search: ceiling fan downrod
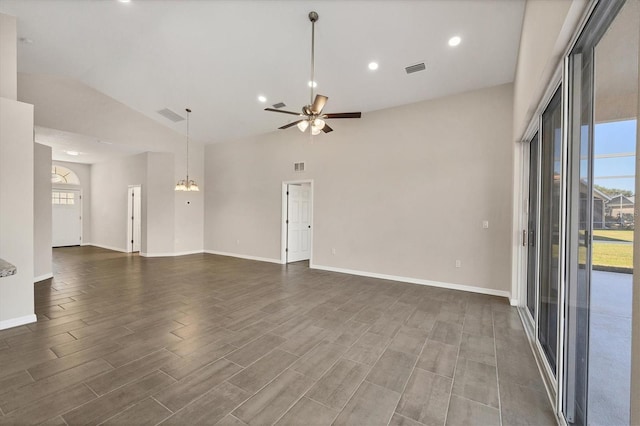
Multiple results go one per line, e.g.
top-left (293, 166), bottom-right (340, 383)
top-left (309, 11), bottom-right (318, 107)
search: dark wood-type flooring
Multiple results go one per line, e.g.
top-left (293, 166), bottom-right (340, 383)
top-left (0, 246), bottom-right (556, 425)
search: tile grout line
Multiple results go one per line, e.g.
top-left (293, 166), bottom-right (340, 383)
top-left (244, 306), bottom-right (378, 425)
top-left (150, 395), bottom-right (174, 414)
top-left (388, 321), bottom-right (433, 426)
top-left (442, 305), bottom-right (466, 426)
top-left (492, 307), bottom-right (503, 426)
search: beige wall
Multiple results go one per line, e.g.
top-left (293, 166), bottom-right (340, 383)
top-left (205, 83), bottom-right (514, 295)
top-left (91, 153), bottom-right (147, 252)
top-left (91, 152), bottom-right (181, 256)
top-left (512, 0), bottom-right (587, 140)
top-left (0, 98), bottom-right (35, 328)
top-left (34, 143), bottom-right (52, 281)
top-left (0, 13), bottom-right (35, 330)
top-left (145, 152), bottom-right (175, 256)
top-left (0, 13), bottom-right (17, 100)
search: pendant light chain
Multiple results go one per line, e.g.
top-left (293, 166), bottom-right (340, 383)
top-left (186, 108), bottom-right (190, 183)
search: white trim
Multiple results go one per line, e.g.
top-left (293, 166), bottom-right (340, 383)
top-left (509, 298), bottom-right (518, 306)
top-left (204, 250), bottom-right (282, 264)
top-left (309, 263), bottom-right (511, 300)
top-left (0, 314), bottom-right (37, 331)
top-left (34, 273), bottom-right (53, 283)
top-left (140, 250), bottom-right (204, 258)
top-left (86, 243), bottom-right (128, 253)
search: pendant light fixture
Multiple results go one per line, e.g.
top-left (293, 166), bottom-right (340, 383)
top-left (175, 108), bottom-right (199, 192)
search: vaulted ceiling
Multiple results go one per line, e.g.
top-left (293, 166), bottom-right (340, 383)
top-left (0, 0), bottom-right (526, 161)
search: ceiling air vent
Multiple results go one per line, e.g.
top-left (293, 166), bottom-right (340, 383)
top-left (294, 162), bottom-right (305, 172)
top-left (405, 62), bottom-right (426, 74)
top-left (272, 102), bottom-right (287, 109)
top-left (157, 108), bottom-right (185, 122)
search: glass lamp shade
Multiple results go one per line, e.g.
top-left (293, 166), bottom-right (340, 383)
top-left (297, 120), bottom-right (309, 132)
top-left (311, 126), bottom-right (321, 136)
top-left (175, 179), bottom-right (199, 191)
top-left (312, 118), bottom-right (325, 130)
top-left (187, 180), bottom-right (199, 191)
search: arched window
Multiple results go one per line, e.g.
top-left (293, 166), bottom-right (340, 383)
top-left (51, 165), bottom-right (80, 185)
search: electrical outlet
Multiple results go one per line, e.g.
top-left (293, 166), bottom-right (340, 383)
top-left (455, 260), bottom-right (461, 268)
top-left (332, 248), bottom-right (336, 255)
top-left (482, 220), bottom-right (489, 229)
top-left (236, 239), bottom-right (240, 245)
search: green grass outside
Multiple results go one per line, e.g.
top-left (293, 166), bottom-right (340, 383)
top-left (592, 242), bottom-right (633, 269)
top-left (592, 229), bottom-right (633, 242)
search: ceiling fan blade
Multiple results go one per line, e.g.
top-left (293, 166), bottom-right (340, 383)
top-left (265, 108), bottom-right (302, 116)
top-left (311, 95), bottom-right (328, 114)
top-left (324, 112), bottom-right (362, 119)
top-left (278, 120), bottom-right (304, 130)
top-left (321, 123), bottom-right (333, 133)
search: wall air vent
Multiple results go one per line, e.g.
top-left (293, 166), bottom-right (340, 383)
top-left (405, 62), bottom-right (426, 74)
top-left (294, 162), bottom-right (305, 172)
top-left (272, 102), bottom-right (287, 109)
top-left (157, 108), bottom-right (185, 122)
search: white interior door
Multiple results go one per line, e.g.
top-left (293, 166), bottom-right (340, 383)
top-left (287, 183), bottom-right (311, 262)
top-left (52, 189), bottom-right (81, 247)
top-left (127, 185), bottom-right (142, 252)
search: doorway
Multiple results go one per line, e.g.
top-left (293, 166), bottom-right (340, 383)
top-left (127, 185), bottom-right (142, 253)
top-left (52, 188), bottom-right (82, 247)
top-left (281, 181), bottom-right (313, 264)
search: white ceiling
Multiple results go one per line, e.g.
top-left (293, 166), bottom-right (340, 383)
top-left (1, 0), bottom-right (525, 154)
top-left (35, 126), bottom-right (145, 164)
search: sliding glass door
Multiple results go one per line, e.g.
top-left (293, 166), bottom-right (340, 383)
top-left (519, 1), bottom-right (636, 424)
top-left (538, 88), bottom-right (563, 374)
top-left (526, 134), bottom-right (540, 319)
top-left (564, 47), bottom-right (593, 426)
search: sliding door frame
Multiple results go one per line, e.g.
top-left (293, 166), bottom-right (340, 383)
top-left (514, 1), bottom-right (630, 424)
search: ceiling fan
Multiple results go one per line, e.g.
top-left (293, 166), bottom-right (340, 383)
top-left (265, 11), bottom-right (362, 135)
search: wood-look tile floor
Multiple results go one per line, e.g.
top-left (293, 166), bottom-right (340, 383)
top-left (0, 246), bottom-right (556, 425)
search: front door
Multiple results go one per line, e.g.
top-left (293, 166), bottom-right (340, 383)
top-left (52, 189), bottom-right (81, 247)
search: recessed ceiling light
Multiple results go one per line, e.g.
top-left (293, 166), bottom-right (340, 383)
top-left (308, 81), bottom-right (317, 88)
top-left (118, 0), bottom-right (131, 3)
top-left (257, 95), bottom-right (267, 103)
top-left (66, 151), bottom-right (79, 156)
top-left (368, 62), bottom-right (379, 71)
top-left (448, 36), bottom-right (461, 47)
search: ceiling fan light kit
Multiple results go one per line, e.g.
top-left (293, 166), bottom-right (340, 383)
top-left (264, 11), bottom-right (362, 136)
top-left (175, 108), bottom-right (199, 192)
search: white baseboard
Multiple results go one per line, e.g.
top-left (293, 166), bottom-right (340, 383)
top-left (34, 273), bottom-right (53, 283)
top-left (173, 250), bottom-right (204, 257)
top-left (86, 243), bottom-right (128, 253)
top-left (140, 250), bottom-right (204, 258)
top-left (204, 250), bottom-right (282, 264)
top-left (510, 298), bottom-right (519, 306)
top-left (0, 314), bottom-right (37, 331)
top-left (310, 263), bottom-right (512, 300)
